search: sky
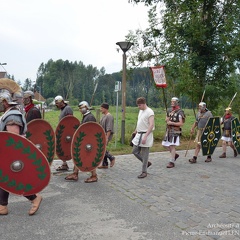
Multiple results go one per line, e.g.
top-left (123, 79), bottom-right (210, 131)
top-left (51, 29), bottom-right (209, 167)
top-left (0, 0), bottom-right (149, 83)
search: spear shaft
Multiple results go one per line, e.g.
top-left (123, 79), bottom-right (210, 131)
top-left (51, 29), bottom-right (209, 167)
top-left (185, 89), bottom-right (205, 157)
top-left (228, 92), bottom-right (237, 108)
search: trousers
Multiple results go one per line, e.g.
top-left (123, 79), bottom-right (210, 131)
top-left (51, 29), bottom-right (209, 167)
top-left (132, 145), bottom-right (150, 173)
top-left (102, 150), bottom-right (115, 166)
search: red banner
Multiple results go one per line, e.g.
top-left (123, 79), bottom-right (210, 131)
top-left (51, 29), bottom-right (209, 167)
top-left (149, 66), bottom-right (167, 88)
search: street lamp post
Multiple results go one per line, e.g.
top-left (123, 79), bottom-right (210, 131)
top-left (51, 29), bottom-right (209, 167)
top-left (0, 63), bottom-right (7, 73)
top-left (116, 41), bottom-right (133, 144)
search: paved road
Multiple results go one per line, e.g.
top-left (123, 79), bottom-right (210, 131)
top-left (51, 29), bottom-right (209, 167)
top-left (1, 147), bottom-right (240, 240)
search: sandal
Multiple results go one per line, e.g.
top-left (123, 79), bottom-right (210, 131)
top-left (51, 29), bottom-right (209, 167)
top-left (84, 176), bottom-right (98, 183)
top-left (205, 158), bottom-right (212, 162)
top-left (189, 158), bottom-right (197, 163)
top-left (65, 173), bottom-right (78, 181)
top-left (56, 164), bottom-right (69, 171)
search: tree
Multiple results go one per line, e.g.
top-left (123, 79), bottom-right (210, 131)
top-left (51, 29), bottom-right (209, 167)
top-left (22, 78), bottom-right (35, 91)
top-left (127, 0), bottom-right (240, 110)
top-left (35, 59), bottom-right (105, 105)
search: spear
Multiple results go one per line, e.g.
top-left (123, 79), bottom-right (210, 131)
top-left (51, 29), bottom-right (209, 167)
top-left (185, 89), bottom-right (205, 157)
top-left (162, 88), bottom-right (168, 113)
top-left (184, 132), bottom-right (193, 157)
top-left (200, 89), bottom-right (205, 102)
top-left (228, 92), bottom-right (237, 108)
top-left (90, 81), bottom-right (99, 107)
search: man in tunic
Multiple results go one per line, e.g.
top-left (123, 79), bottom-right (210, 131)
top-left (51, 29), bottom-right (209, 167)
top-left (219, 107), bottom-right (237, 158)
top-left (23, 90), bottom-right (42, 123)
top-left (54, 95), bottom-right (73, 171)
top-left (162, 97), bottom-right (185, 168)
top-left (131, 97), bottom-right (155, 178)
top-left (189, 102), bottom-right (213, 163)
top-left (98, 102), bottom-right (115, 168)
top-left (65, 101), bottom-right (98, 183)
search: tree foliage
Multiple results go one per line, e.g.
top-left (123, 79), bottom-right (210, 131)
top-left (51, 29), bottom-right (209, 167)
top-left (21, 58), bottom-right (166, 108)
top-left (33, 59), bottom-right (105, 105)
top-left (127, 0), bottom-right (240, 111)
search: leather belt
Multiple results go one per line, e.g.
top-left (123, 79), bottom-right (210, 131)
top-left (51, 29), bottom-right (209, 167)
top-left (137, 132), bottom-right (146, 146)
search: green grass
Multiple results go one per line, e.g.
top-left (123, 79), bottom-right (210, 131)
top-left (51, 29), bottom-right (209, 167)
top-left (44, 105), bottom-right (198, 156)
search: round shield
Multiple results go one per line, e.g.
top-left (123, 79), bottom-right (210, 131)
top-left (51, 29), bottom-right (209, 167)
top-left (55, 115), bottom-right (80, 161)
top-left (0, 132), bottom-right (51, 196)
top-left (71, 122), bottom-right (106, 172)
top-left (201, 117), bottom-right (221, 156)
top-left (26, 119), bottom-right (55, 165)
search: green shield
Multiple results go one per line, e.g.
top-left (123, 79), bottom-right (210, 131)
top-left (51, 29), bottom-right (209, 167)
top-left (201, 117), bottom-right (221, 156)
top-left (231, 118), bottom-right (240, 154)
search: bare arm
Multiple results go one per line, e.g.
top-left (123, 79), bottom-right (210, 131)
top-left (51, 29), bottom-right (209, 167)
top-left (190, 122), bottom-right (197, 134)
top-left (106, 130), bottom-right (111, 145)
top-left (6, 125), bottom-right (20, 134)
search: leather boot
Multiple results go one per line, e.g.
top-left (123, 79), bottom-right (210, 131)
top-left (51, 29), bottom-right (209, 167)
top-left (29, 194), bottom-right (42, 216)
top-left (219, 153), bottom-right (226, 158)
top-left (0, 205), bottom-right (8, 215)
top-left (234, 149), bottom-right (238, 157)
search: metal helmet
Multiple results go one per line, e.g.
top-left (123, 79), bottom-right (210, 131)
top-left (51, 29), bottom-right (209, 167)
top-left (78, 101), bottom-right (90, 109)
top-left (54, 95), bottom-right (64, 103)
top-left (0, 92), bottom-right (18, 105)
top-left (171, 97), bottom-right (179, 106)
top-left (23, 90), bottom-right (34, 99)
top-left (171, 97), bottom-right (179, 102)
top-left (0, 89), bottom-right (11, 95)
top-left (199, 102), bottom-right (206, 110)
top-left (14, 91), bottom-right (23, 99)
top-left (225, 107), bottom-right (232, 113)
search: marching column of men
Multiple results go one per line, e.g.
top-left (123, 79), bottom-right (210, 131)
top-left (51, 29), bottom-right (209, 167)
top-left (0, 78), bottom-right (238, 216)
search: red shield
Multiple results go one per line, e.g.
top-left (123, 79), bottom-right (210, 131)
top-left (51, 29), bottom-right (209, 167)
top-left (71, 122), bottom-right (106, 172)
top-left (55, 115), bottom-right (80, 160)
top-left (0, 132), bottom-right (50, 196)
top-left (26, 119), bottom-right (55, 165)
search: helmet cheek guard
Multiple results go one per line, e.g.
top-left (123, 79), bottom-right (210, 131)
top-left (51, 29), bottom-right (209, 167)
top-left (199, 102), bottom-right (206, 111)
top-left (23, 91), bottom-right (34, 99)
top-left (0, 92), bottom-right (18, 112)
top-left (78, 101), bottom-right (90, 109)
top-left (171, 97), bottom-right (179, 106)
top-left (225, 107), bottom-right (231, 113)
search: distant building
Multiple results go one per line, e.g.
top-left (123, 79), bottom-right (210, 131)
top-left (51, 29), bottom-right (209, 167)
top-left (0, 72), bottom-right (8, 78)
top-left (34, 91), bottom-right (46, 102)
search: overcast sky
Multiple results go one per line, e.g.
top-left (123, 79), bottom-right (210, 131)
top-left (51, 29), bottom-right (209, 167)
top-left (0, 0), bottom-right (149, 83)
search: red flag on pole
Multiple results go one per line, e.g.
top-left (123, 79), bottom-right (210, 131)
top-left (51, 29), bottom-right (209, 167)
top-left (149, 66), bottom-right (167, 88)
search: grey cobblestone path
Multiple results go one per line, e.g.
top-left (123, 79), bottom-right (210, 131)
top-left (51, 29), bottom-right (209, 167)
top-left (92, 147), bottom-right (240, 240)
